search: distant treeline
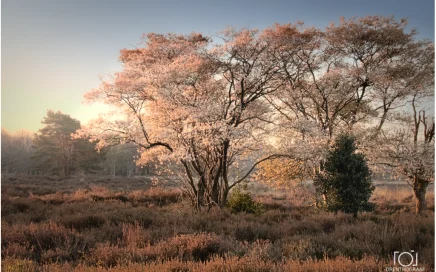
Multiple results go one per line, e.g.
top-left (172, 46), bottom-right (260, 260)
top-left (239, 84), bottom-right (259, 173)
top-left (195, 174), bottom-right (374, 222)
top-left (1, 111), bottom-right (154, 177)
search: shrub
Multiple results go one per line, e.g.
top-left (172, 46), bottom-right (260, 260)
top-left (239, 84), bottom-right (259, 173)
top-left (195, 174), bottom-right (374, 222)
top-left (153, 233), bottom-right (223, 262)
top-left (1, 222), bottom-right (87, 262)
top-left (234, 226), bottom-right (257, 242)
top-left (234, 224), bottom-right (277, 242)
top-left (60, 215), bottom-right (106, 230)
top-left (227, 188), bottom-right (264, 214)
top-left (314, 134), bottom-right (375, 217)
top-left (91, 242), bottom-right (130, 268)
top-left (1, 258), bottom-right (37, 272)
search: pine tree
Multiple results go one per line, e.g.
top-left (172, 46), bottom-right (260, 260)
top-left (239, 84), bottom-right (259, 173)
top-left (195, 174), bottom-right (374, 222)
top-left (314, 134), bottom-right (375, 217)
top-left (33, 110), bottom-right (101, 176)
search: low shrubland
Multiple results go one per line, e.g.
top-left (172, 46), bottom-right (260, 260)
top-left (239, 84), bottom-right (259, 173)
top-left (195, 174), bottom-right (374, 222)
top-left (1, 175), bottom-right (434, 271)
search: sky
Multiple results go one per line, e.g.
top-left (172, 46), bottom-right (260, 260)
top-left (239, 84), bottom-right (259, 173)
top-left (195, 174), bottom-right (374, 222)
top-left (2, 0), bottom-right (435, 133)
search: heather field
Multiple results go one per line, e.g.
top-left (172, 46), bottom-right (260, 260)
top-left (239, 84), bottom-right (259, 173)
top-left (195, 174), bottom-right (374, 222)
top-left (3, 0), bottom-right (435, 270)
top-left (1, 175), bottom-right (434, 271)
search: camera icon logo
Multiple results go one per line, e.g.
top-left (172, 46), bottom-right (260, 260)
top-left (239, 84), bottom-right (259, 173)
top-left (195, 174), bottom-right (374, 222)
top-left (393, 250), bottom-right (418, 267)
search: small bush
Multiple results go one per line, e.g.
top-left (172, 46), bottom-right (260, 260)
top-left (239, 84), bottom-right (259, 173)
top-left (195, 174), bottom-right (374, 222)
top-left (153, 233), bottom-right (223, 262)
top-left (321, 219), bottom-right (336, 233)
top-left (2, 258), bottom-right (36, 272)
top-left (60, 215), bottom-right (106, 230)
top-left (110, 194), bottom-right (129, 203)
top-left (91, 243), bottom-right (130, 268)
top-left (234, 226), bottom-right (257, 242)
top-left (234, 224), bottom-right (277, 242)
top-left (227, 188), bottom-right (264, 214)
top-left (13, 201), bottom-right (31, 213)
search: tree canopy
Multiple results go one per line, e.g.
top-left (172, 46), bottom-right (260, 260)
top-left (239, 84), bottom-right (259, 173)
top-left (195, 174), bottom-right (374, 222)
top-left (34, 110), bottom-right (101, 176)
top-left (77, 16), bottom-right (434, 210)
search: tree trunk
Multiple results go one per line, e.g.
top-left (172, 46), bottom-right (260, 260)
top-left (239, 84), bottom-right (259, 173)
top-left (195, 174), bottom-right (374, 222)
top-left (210, 187), bottom-right (219, 208)
top-left (217, 182), bottom-right (229, 208)
top-left (414, 186), bottom-right (427, 214)
top-left (196, 179), bottom-right (230, 210)
top-left (196, 179), bottom-right (206, 210)
top-left (322, 193), bottom-right (327, 205)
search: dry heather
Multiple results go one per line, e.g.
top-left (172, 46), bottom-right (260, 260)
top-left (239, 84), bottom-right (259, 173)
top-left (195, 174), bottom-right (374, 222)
top-left (1, 175), bottom-right (434, 271)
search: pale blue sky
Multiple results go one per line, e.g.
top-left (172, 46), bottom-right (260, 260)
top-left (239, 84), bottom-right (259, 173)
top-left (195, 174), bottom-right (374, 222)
top-left (2, 0), bottom-right (434, 132)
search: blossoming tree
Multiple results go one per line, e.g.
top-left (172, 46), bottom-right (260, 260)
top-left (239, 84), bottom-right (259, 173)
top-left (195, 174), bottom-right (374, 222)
top-left (376, 91), bottom-right (434, 214)
top-left (78, 17), bottom-right (433, 212)
top-left (77, 30), bottom-right (305, 209)
top-left (256, 17), bottom-right (434, 194)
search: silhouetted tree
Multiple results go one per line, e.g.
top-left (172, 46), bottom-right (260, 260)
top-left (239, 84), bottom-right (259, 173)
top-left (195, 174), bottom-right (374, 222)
top-left (33, 110), bottom-right (100, 176)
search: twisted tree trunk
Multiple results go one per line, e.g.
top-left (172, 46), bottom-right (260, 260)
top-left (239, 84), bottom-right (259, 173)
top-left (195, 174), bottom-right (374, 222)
top-left (413, 177), bottom-right (429, 214)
